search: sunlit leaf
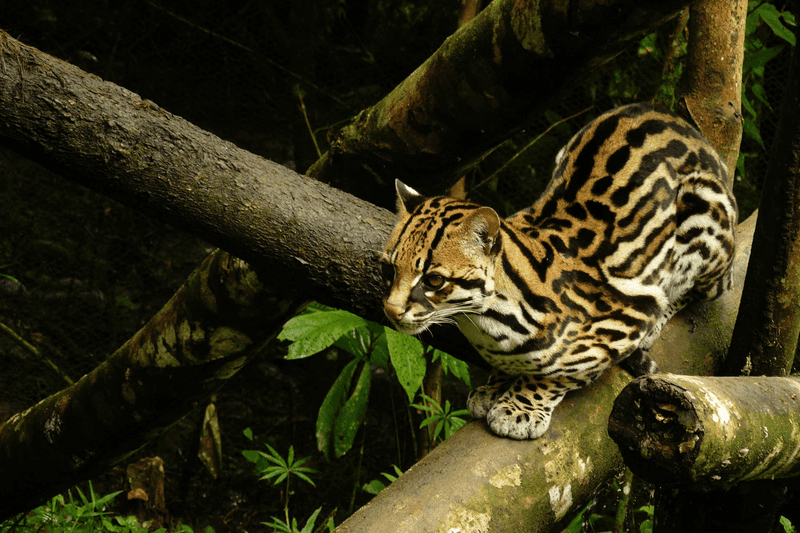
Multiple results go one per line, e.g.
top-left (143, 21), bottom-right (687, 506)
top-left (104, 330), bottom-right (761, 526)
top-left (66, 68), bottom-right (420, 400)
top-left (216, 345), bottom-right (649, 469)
top-left (385, 328), bottom-right (426, 402)
top-left (279, 308), bottom-right (370, 359)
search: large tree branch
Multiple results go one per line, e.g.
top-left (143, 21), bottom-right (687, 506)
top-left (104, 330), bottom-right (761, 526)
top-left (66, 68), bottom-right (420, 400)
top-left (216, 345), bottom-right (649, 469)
top-left (679, 0), bottom-right (747, 179)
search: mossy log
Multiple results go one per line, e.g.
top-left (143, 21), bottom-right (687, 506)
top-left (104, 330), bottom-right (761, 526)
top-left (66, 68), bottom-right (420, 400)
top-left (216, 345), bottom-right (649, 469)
top-left (609, 374), bottom-right (800, 491)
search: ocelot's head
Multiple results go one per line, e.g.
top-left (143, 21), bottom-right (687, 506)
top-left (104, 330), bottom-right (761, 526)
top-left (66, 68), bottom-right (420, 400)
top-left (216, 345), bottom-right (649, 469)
top-left (380, 180), bottom-right (502, 335)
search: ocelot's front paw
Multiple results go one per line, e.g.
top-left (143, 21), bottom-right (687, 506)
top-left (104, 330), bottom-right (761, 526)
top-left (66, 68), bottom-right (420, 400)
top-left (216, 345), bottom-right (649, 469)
top-left (467, 384), bottom-right (502, 418)
top-left (486, 395), bottom-right (553, 440)
top-left (467, 370), bottom-right (513, 418)
top-left (482, 376), bottom-right (568, 440)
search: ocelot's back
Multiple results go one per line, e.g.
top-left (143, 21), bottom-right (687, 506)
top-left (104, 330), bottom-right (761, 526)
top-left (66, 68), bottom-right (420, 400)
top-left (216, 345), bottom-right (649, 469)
top-left (380, 103), bottom-right (738, 439)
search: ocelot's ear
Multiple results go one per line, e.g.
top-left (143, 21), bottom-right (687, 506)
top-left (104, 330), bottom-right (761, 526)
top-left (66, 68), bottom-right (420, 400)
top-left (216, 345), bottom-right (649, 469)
top-left (395, 179), bottom-right (426, 215)
top-left (462, 207), bottom-right (501, 257)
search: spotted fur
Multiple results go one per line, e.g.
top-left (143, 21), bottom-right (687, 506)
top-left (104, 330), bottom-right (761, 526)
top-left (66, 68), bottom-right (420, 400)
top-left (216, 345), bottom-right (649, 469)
top-left (380, 104), bottom-right (738, 439)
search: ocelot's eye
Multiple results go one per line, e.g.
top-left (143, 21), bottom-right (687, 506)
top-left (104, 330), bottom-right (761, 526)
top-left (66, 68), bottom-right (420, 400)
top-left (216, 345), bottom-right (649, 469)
top-left (422, 273), bottom-right (446, 290)
top-left (380, 262), bottom-right (395, 283)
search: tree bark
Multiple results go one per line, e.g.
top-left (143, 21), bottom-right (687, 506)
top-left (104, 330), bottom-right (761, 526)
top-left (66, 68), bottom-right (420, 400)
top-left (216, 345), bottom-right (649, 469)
top-left (723, 27), bottom-right (800, 378)
top-left (0, 250), bottom-right (307, 519)
top-left (306, 0), bottom-right (693, 208)
top-left (609, 374), bottom-right (800, 490)
top-left (679, 0), bottom-right (747, 180)
top-left (0, 31), bottom-right (390, 323)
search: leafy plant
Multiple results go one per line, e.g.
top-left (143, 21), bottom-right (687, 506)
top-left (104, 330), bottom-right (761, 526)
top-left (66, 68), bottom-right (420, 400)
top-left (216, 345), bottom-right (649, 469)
top-left (262, 506), bottom-right (325, 533)
top-left (0, 482), bottom-right (178, 533)
top-left (278, 302), bottom-right (470, 460)
top-left (782, 515), bottom-right (797, 533)
top-left (736, 0), bottom-right (796, 212)
top-left (362, 464), bottom-right (404, 496)
top-left (411, 393), bottom-right (470, 443)
top-left (242, 428), bottom-right (319, 493)
top-left (242, 429), bottom-right (330, 533)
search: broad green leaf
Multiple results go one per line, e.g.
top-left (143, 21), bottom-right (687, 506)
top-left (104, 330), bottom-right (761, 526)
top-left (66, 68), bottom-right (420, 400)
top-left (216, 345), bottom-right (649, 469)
top-left (279, 309), bottom-right (370, 359)
top-left (736, 152), bottom-right (748, 183)
top-left (743, 45), bottom-right (784, 73)
top-left (362, 479), bottom-right (386, 495)
top-left (333, 326), bottom-right (373, 358)
top-left (242, 449), bottom-right (260, 463)
top-left (743, 116), bottom-right (765, 148)
top-left (367, 330), bottom-right (390, 369)
top-left (333, 361), bottom-right (372, 458)
top-left (741, 90), bottom-right (756, 119)
top-left (434, 349), bottom-right (472, 387)
top-left (751, 82), bottom-right (770, 108)
top-left (385, 328), bottom-right (427, 402)
top-left (316, 359), bottom-right (359, 460)
top-left (758, 4), bottom-right (796, 45)
top-left (334, 322), bottom-right (389, 368)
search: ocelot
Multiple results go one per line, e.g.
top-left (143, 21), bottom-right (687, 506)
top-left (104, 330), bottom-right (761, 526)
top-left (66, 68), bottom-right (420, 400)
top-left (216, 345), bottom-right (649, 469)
top-left (379, 103), bottom-right (738, 440)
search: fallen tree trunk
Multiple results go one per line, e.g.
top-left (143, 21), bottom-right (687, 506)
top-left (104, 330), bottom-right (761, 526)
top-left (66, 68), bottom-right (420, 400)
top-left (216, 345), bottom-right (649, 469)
top-left (608, 374), bottom-right (800, 491)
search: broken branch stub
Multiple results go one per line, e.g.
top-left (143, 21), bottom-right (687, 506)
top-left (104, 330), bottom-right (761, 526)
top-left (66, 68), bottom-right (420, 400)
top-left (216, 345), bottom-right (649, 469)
top-left (608, 374), bottom-right (800, 491)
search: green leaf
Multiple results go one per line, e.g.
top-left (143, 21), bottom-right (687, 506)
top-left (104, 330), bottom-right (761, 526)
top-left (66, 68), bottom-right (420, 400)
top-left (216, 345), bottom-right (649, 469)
top-left (743, 116), bottom-right (765, 148)
top-left (292, 470), bottom-right (318, 487)
top-left (242, 449), bottom-right (260, 463)
top-left (333, 361), bottom-right (372, 458)
top-left (299, 507), bottom-right (323, 533)
top-left (385, 328), bottom-right (426, 402)
top-left (367, 329), bottom-right (390, 369)
top-left (434, 349), bottom-right (472, 387)
top-left (316, 359), bottom-right (359, 460)
top-left (743, 45), bottom-right (784, 73)
top-left (243, 427), bottom-right (254, 441)
top-left (362, 479), bottom-right (386, 495)
top-left (333, 322), bottom-right (390, 369)
top-left (758, 4), bottom-right (796, 45)
top-left (736, 152), bottom-right (748, 183)
top-left (279, 308), bottom-right (370, 359)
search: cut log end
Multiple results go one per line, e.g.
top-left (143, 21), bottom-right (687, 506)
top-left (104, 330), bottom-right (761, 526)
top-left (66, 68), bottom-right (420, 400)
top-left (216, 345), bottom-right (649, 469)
top-left (608, 375), bottom-right (705, 487)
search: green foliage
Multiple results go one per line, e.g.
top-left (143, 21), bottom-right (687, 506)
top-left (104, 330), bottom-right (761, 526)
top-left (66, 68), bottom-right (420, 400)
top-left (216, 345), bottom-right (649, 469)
top-left (411, 393), bottom-right (470, 443)
top-left (0, 264), bottom-right (20, 285)
top-left (278, 302), bottom-right (470, 459)
top-left (735, 0), bottom-right (797, 217)
top-left (243, 429), bottom-right (335, 533)
top-left (278, 303), bottom-right (371, 360)
top-left (0, 482), bottom-right (197, 533)
top-left (242, 432), bottom-right (319, 489)
top-left (362, 465), bottom-right (404, 496)
top-left (783, 516), bottom-right (797, 533)
top-left (262, 507), bottom-right (326, 533)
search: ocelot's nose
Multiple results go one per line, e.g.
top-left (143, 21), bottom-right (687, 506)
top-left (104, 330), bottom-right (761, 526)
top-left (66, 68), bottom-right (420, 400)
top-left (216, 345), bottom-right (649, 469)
top-left (384, 303), bottom-right (406, 322)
